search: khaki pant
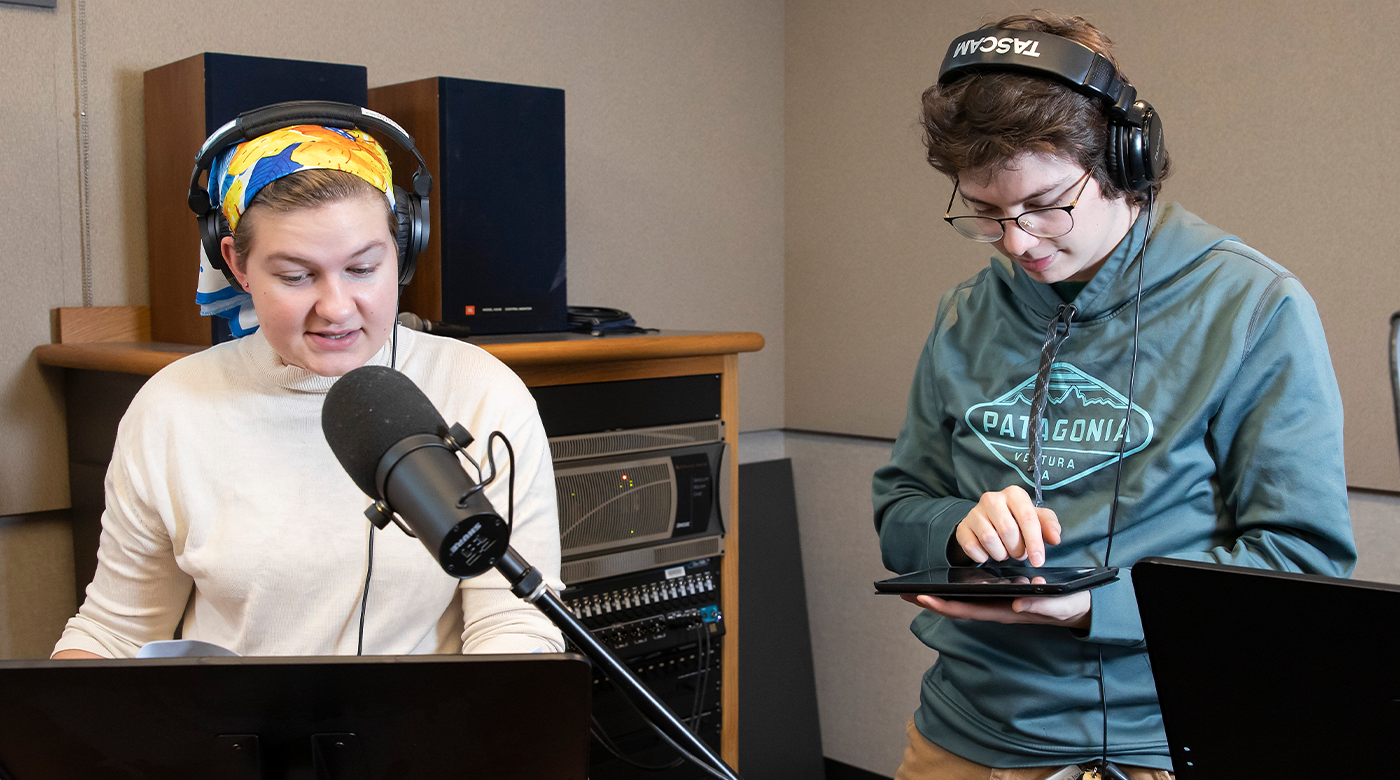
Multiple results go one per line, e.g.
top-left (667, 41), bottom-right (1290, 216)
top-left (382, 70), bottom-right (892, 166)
top-left (895, 718), bottom-right (1175, 780)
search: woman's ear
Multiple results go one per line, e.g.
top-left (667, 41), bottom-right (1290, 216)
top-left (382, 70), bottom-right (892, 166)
top-left (222, 236), bottom-right (249, 292)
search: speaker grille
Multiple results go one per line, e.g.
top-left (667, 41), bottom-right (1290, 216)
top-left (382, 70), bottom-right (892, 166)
top-left (549, 422), bottom-right (724, 462)
top-left (557, 459), bottom-right (675, 556)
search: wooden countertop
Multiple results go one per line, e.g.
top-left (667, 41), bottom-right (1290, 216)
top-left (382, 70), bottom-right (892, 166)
top-left (35, 328), bottom-right (765, 376)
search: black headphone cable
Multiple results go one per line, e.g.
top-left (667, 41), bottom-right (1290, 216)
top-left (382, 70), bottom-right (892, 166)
top-left (355, 293), bottom-right (404, 657)
top-left (1081, 187), bottom-right (1153, 780)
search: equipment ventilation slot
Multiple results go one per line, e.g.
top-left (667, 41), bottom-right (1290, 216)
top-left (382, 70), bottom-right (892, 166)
top-left (557, 460), bottom-right (675, 555)
top-left (561, 536), bottom-right (726, 585)
top-left (549, 422), bottom-right (724, 462)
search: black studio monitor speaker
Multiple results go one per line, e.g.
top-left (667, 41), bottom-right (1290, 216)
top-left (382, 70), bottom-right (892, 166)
top-left (145, 53), bottom-right (368, 345)
top-left (369, 77), bottom-right (567, 335)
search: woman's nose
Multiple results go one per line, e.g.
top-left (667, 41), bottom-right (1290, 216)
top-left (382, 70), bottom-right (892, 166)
top-left (315, 278), bottom-right (355, 322)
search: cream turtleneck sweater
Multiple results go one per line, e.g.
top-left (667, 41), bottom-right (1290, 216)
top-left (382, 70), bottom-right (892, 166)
top-left (55, 327), bottom-right (564, 657)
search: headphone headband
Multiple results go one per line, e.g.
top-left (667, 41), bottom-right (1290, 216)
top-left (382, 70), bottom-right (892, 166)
top-left (187, 100), bottom-right (432, 286)
top-left (936, 27), bottom-right (1164, 193)
top-left (939, 29), bottom-right (1139, 124)
top-left (187, 101), bottom-right (432, 215)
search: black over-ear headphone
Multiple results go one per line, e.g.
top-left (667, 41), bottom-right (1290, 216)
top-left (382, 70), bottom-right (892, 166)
top-left (938, 29), bottom-right (1165, 194)
top-left (187, 100), bottom-right (433, 286)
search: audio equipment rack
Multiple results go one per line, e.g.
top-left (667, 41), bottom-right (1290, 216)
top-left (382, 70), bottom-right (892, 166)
top-left (532, 375), bottom-right (729, 778)
top-left (564, 557), bottom-right (725, 778)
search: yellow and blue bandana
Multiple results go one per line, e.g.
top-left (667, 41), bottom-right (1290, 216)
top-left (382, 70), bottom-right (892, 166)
top-left (196, 125), bottom-right (396, 337)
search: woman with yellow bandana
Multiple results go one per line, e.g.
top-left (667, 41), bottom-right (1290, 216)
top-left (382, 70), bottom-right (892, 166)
top-left (53, 116), bottom-right (566, 659)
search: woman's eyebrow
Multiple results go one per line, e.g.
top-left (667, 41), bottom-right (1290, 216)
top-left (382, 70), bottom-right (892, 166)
top-left (262, 239), bottom-right (389, 266)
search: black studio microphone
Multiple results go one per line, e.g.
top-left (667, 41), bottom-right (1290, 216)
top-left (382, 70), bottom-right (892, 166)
top-left (322, 365), bottom-right (507, 579)
top-left (321, 366), bottom-right (744, 780)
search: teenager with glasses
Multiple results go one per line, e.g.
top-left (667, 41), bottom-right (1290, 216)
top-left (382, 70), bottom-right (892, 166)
top-left (872, 11), bottom-right (1356, 780)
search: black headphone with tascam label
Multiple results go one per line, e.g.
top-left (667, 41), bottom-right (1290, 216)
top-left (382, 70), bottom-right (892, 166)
top-left (938, 28), bottom-right (1165, 194)
top-left (942, 28), bottom-right (1164, 780)
top-left (187, 100), bottom-right (432, 286)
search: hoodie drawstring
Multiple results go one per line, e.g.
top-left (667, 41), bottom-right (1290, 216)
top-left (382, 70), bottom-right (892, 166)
top-left (1026, 302), bottom-right (1077, 507)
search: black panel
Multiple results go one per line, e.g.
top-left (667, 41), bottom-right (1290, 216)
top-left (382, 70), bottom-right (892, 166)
top-left (64, 370), bottom-right (150, 603)
top-left (64, 370), bottom-right (147, 466)
top-left (203, 52), bottom-right (368, 136)
top-left (1136, 558), bottom-right (1400, 778)
top-left (0, 655), bottom-right (591, 779)
top-left (825, 758), bottom-right (894, 780)
top-left (438, 77), bottom-right (567, 334)
top-left (737, 459), bottom-right (826, 780)
top-left (67, 463), bottom-right (106, 604)
top-left (530, 375), bottom-right (721, 436)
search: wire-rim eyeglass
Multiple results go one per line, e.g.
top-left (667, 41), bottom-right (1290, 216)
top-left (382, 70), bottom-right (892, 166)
top-left (943, 169), bottom-right (1094, 243)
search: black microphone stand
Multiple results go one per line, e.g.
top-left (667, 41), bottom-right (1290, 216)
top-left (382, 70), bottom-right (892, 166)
top-left (358, 417), bottom-right (741, 780)
top-left (494, 547), bottom-right (742, 780)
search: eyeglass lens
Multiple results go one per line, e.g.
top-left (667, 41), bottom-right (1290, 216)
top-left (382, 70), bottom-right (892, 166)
top-left (950, 210), bottom-right (1075, 242)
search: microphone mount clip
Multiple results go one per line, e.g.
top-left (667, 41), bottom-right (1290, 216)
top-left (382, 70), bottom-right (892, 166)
top-left (443, 422), bottom-right (473, 454)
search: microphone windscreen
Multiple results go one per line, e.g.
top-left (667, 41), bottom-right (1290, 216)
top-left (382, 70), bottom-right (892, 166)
top-left (321, 365), bottom-right (448, 499)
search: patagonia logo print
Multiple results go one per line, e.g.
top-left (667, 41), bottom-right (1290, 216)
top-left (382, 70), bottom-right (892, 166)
top-left (965, 363), bottom-right (1153, 490)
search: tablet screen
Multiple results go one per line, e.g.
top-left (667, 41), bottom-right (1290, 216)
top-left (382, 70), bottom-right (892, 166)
top-left (874, 565), bottom-right (1118, 596)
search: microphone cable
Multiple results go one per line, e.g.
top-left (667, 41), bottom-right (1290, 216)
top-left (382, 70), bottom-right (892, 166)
top-left (356, 526), bottom-right (375, 656)
top-left (689, 620), bottom-right (714, 734)
top-left (589, 712), bottom-right (685, 772)
top-left (588, 672), bottom-right (733, 780)
top-left (459, 432), bottom-right (515, 533)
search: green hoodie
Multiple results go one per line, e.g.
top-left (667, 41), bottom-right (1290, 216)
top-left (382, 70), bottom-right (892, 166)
top-left (872, 202), bottom-right (1357, 769)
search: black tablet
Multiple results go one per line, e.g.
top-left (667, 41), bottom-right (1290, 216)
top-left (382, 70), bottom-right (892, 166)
top-left (874, 565), bottom-right (1118, 597)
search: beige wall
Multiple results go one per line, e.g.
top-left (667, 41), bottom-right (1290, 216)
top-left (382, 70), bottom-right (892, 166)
top-left (0, 4), bottom-right (80, 518)
top-left (0, 0), bottom-right (784, 655)
top-left (786, 0), bottom-right (1400, 491)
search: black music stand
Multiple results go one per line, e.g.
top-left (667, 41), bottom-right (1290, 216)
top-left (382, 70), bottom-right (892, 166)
top-left (1134, 557), bottom-right (1400, 778)
top-left (0, 653), bottom-right (591, 780)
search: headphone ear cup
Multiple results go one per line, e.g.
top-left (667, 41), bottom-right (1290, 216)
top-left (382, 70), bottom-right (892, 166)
top-left (1104, 122), bottom-right (1128, 193)
top-left (1139, 106), bottom-right (1165, 189)
top-left (200, 212), bottom-right (242, 289)
top-left (391, 185), bottom-right (429, 286)
top-left (1108, 102), bottom-right (1164, 194)
top-left (392, 185), bottom-right (413, 273)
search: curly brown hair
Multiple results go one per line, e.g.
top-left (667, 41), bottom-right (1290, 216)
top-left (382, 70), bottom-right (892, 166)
top-left (921, 11), bottom-right (1169, 206)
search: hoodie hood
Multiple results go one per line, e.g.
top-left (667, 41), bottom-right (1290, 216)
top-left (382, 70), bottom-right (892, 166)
top-left (989, 202), bottom-right (1237, 322)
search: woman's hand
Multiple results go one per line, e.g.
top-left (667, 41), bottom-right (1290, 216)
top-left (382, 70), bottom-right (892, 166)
top-left (955, 485), bottom-right (1060, 566)
top-left (901, 590), bottom-right (1091, 630)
